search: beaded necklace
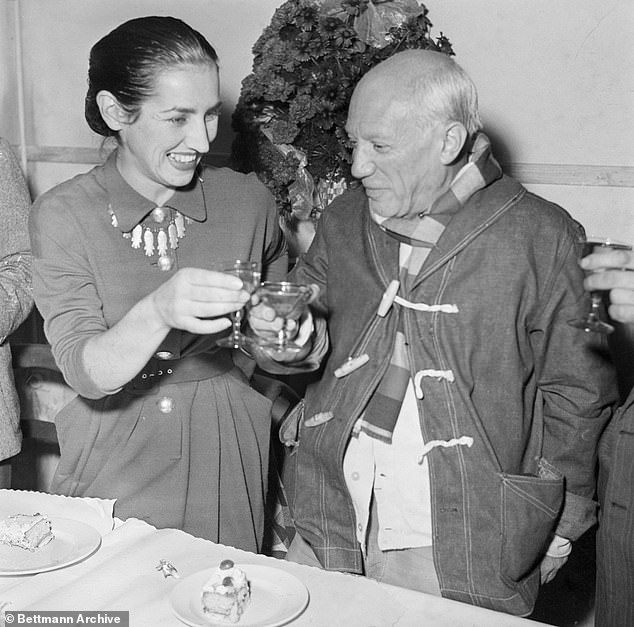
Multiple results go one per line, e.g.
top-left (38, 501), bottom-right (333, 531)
top-left (108, 204), bottom-right (192, 271)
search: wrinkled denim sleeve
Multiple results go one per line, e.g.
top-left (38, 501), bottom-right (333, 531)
top-left (531, 226), bottom-right (618, 540)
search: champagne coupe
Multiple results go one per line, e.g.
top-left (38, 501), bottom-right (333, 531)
top-left (213, 260), bottom-right (261, 349)
top-left (568, 236), bottom-right (632, 334)
top-left (253, 281), bottom-right (313, 353)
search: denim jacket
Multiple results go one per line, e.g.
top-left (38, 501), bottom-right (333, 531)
top-left (282, 175), bottom-right (617, 616)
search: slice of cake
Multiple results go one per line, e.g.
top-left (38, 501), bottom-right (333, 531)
top-left (0, 513), bottom-right (54, 551)
top-left (201, 559), bottom-right (251, 623)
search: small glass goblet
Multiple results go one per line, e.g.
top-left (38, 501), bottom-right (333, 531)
top-left (213, 260), bottom-right (261, 349)
top-left (568, 236), bottom-right (632, 334)
top-left (252, 281), bottom-right (313, 353)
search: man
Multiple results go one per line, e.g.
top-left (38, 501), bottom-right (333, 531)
top-left (582, 247), bottom-right (634, 627)
top-left (253, 49), bottom-right (617, 616)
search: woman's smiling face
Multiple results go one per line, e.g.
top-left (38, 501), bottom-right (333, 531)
top-left (115, 63), bottom-right (220, 204)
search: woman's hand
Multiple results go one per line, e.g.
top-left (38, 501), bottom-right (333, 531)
top-left (150, 267), bottom-right (250, 334)
top-left (81, 267), bottom-right (250, 396)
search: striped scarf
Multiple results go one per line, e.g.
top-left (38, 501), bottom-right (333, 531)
top-left (356, 132), bottom-right (501, 443)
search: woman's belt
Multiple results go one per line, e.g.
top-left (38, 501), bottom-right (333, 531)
top-left (124, 350), bottom-right (234, 394)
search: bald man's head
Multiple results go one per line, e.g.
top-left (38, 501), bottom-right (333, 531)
top-left (352, 49), bottom-right (482, 136)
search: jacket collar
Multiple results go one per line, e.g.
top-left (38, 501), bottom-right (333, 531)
top-left (100, 149), bottom-right (208, 233)
top-left (371, 132), bottom-right (503, 245)
top-left (366, 174), bottom-right (525, 289)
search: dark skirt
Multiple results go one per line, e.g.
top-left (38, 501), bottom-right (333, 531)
top-left (51, 367), bottom-right (272, 553)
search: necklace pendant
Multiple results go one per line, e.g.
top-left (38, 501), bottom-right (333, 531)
top-left (157, 254), bottom-right (174, 272)
top-left (152, 207), bottom-right (167, 223)
top-left (175, 212), bottom-right (186, 238)
top-left (131, 225), bottom-right (143, 248)
top-left (168, 223), bottom-right (178, 249)
top-left (108, 205), bottom-right (119, 228)
top-left (143, 228), bottom-right (155, 256)
top-left (157, 229), bottom-right (168, 256)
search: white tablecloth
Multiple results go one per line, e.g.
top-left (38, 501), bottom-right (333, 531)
top-left (0, 490), bottom-right (549, 626)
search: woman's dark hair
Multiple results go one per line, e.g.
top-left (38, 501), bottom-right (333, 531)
top-left (85, 16), bottom-right (219, 137)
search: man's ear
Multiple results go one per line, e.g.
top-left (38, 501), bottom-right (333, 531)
top-left (440, 122), bottom-right (468, 165)
top-left (96, 90), bottom-right (130, 132)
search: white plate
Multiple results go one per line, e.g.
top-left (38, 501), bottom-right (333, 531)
top-left (170, 564), bottom-right (309, 627)
top-left (0, 517), bottom-right (101, 575)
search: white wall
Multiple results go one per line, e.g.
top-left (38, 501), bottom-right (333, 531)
top-left (423, 0), bottom-right (634, 242)
top-left (2, 0), bottom-right (282, 195)
top-left (2, 0), bottom-right (632, 241)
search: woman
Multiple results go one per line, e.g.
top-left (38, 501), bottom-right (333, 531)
top-left (0, 138), bottom-right (33, 489)
top-left (29, 16), bottom-right (288, 552)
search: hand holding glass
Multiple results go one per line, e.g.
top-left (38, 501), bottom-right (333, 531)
top-left (568, 237), bottom-right (632, 334)
top-left (251, 282), bottom-right (313, 353)
top-left (212, 260), bottom-right (261, 349)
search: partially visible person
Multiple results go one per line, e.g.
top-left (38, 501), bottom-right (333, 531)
top-left (582, 247), bottom-right (634, 627)
top-left (0, 138), bottom-right (33, 489)
top-left (250, 49), bottom-right (618, 616)
top-left (29, 17), bottom-right (288, 552)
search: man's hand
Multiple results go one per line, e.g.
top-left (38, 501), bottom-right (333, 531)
top-left (248, 299), bottom-right (288, 340)
top-left (539, 535), bottom-right (571, 584)
top-left (248, 308), bottom-right (315, 363)
top-left (539, 553), bottom-right (569, 584)
top-left (247, 284), bottom-right (319, 363)
top-left (581, 247), bottom-right (634, 323)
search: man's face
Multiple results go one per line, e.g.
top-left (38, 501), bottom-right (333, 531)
top-left (345, 82), bottom-right (446, 220)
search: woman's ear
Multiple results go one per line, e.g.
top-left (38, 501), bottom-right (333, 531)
top-left (96, 90), bottom-right (130, 132)
top-left (440, 122), bottom-right (468, 165)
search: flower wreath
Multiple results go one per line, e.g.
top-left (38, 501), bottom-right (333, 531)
top-left (231, 0), bottom-right (454, 234)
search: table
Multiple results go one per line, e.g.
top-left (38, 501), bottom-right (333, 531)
top-left (0, 490), bottom-right (549, 627)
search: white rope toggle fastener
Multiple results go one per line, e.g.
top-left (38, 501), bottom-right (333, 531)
top-left (417, 435), bottom-right (474, 464)
top-left (413, 369), bottom-right (455, 399)
top-left (334, 354), bottom-right (370, 378)
top-left (393, 296), bottom-right (459, 313)
top-left (304, 411), bottom-right (335, 427)
top-left (376, 280), bottom-right (400, 317)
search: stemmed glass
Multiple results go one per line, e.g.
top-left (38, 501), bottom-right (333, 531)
top-left (252, 281), bottom-right (313, 353)
top-left (213, 260), bottom-right (261, 349)
top-left (568, 236), bottom-right (632, 334)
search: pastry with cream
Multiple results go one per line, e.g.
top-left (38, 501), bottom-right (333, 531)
top-left (201, 559), bottom-right (251, 623)
top-left (0, 513), bottom-right (54, 551)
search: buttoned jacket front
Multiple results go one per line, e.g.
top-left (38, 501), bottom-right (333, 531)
top-left (284, 175), bottom-right (617, 616)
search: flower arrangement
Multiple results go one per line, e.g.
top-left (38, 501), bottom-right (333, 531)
top-left (231, 0), bottom-right (454, 231)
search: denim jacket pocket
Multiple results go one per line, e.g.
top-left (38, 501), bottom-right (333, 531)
top-left (499, 471), bottom-right (564, 586)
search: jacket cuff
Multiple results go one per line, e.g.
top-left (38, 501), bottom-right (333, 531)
top-left (555, 490), bottom-right (597, 541)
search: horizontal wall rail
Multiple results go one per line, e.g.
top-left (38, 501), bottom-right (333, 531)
top-left (502, 163), bottom-right (634, 188)
top-left (12, 144), bottom-right (634, 188)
